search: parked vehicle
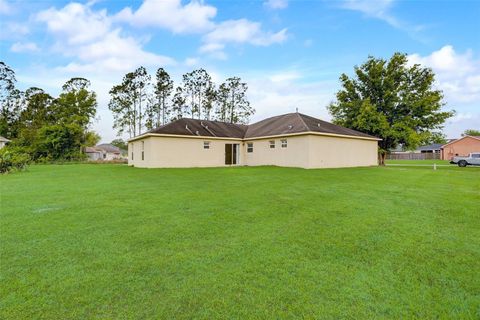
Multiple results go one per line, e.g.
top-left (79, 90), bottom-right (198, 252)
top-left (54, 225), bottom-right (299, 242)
top-left (450, 153), bottom-right (480, 167)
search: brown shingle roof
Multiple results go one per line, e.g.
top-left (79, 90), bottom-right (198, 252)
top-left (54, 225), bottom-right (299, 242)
top-left (244, 113), bottom-right (376, 139)
top-left (139, 113), bottom-right (378, 140)
top-left (148, 118), bottom-right (247, 138)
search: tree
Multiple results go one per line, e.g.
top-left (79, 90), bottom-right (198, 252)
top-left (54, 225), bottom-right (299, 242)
top-left (36, 123), bottom-right (84, 160)
top-left (129, 67), bottom-right (151, 135)
top-left (151, 68), bottom-right (173, 127)
top-left (55, 78), bottom-right (97, 130)
top-left (171, 86), bottom-right (187, 121)
top-left (0, 61), bottom-right (23, 138)
top-left (85, 131), bottom-right (101, 146)
top-left (111, 138), bottom-right (127, 150)
top-left (328, 53), bottom-right (454, 165)
top-left (17, 88), bottom-right (55, 152)
top-left (109, 81), bottom-right (135, 138)
top-left (463, 129), bottom-right (480, 137)
top-left (216, 77), bottom-right (253, 124)
top-left (181, 69), bottom-right (214, 119)
top-left (109, 67), bottom-right (151, 137)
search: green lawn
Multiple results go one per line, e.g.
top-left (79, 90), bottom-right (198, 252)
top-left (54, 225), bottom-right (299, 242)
top-left (1, 164), bottom-right (479, 319)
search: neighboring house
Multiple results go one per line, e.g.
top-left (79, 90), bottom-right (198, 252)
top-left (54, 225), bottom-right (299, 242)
top-left (441, 135), bottom-right (480, 160)
top-left (96, 144), bottom-right (123, 160)
top-left (0, 136), bottom-right (10, 149)
top-left (128, 112), bottom-right (380, 169)
top-left (85, 144), bottom-right (123, 161)
top-left (417, 143), bottom-right (442, 154)
top-left (85, 147), bottom-right (104, 161)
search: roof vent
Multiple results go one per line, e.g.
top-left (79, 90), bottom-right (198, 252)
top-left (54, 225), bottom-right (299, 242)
top-left (288, 125), bottom-right (293, 129)
top-left (317, 123), bottom-right (321, 127)
top-left (185, 124), bottom-right (194, 135)
top-left (195, 130), bottom-right (200, 136)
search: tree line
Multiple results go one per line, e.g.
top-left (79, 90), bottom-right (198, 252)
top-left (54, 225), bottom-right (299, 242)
top-left (109, 67), bottom-right (254, 138)
top-left (0, 61), bottom-right (99, 162)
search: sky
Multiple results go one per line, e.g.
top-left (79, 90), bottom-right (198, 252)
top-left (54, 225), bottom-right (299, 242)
top-left (0, 0), bottom-right (479, 143)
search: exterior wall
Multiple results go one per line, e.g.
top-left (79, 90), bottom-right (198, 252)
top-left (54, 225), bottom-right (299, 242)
top-left (128, 136), bottom-right (243, 168)
top-left (128, 134), bottom-right (379, 169)
top-left (441, 137), bottom-right (480, 160)
top-left (308, 135), bottom-right (378, 168)
top-left (243, 135), bottom-right (310, 168)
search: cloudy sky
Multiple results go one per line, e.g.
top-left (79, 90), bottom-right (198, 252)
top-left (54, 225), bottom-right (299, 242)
top-left (1, 0), bottom-right (479, 142)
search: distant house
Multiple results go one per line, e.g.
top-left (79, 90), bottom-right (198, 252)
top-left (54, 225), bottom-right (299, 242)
top-left (417, 143), bottom-right (442, 155)
top-left (127, 112), bottom-right (381, 169)
top-left (85, 144), bottom-right (124, 161)
top-left (0, 136), bottom-right (10, 149)
top-left (441, 136), bottom-right (480, 160)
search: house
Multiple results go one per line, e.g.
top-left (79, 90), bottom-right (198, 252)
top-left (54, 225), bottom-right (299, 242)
top-left (0, 136), bottom-right (10, 149)
top-left (127, 112), bottom-right (380, 169)
top-left (440, 135), bottom-right (480, 160)
top-left (85, 144), bottom-right (124, 161)
top-left (417, 143), bottom-right (442, 154)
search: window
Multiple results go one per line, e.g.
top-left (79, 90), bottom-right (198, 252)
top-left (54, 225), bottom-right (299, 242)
top-left (472, 153), bottom-right (480, 158)
top-left (269, 140), bottom-right (275, 149)
top-left (247, 143), bottom-right (253, 153)
top-left (130, 143), bottom-right (133, 160)
top-left (204, 141), bottom-right (210, 149)
top-left (131, 152), bottom-right (134, 160)
top-left (141, 141), bottom-right (144, 160)
top-left (281, 139), bottom-right (287, 148)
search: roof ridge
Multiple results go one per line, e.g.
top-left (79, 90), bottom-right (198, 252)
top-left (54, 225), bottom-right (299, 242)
top-left (296, 113), bottom-right (313, 131)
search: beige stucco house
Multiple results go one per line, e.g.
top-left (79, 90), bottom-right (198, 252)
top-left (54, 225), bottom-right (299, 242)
top-left (127, 113), bottom-right (380, 169)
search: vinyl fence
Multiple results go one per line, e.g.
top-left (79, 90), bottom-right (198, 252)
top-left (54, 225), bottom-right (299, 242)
top-left (387, 153), bottom-right (441, 160)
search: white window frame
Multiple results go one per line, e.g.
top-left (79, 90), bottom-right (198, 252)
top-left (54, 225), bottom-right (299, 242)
top-left (204, 141), bottom-right (210, 149)
top-left (281, 139), bottom-right (287, 148)
top-left (247, 143), bottom-right (253, 153)
top-left (269, 140), bottom-right (275, 149)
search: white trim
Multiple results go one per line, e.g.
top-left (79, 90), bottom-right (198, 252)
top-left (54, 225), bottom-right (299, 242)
top-left (128, 131), bottom-right (381, 143)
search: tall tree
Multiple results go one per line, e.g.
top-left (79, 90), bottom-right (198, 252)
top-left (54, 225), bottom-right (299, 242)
top-left (152, 68), bottom-right (173, 127)
top-left (171, 86), bottom-right (187, 121)
top-left (109, 67), bottom-right (151, 137)
top-left (181, 69), bottom-right (214, 119)
top-left (0, 62), bottom-right (23, 138)
top-left (328, 53), bottom-right (454, 165)
top-left (55, 78), bottom-right (97, 130)
top-left (109, 81), bottom-right (135, 138)
top-left (129, 67), bottom-right (151, 135)
top-left (216, 77), bottom-right (253, 124)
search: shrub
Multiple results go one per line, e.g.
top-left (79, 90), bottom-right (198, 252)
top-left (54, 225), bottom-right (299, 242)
top-left (0, 147), bottom-right (31, 173)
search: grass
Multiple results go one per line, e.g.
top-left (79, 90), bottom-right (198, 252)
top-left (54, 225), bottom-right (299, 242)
top-left (1, 164), bottom-right (479, 319)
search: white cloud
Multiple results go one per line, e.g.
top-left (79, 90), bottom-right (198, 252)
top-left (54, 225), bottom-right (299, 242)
top-left (37, 3), bottom-right (111, 45)
top-left (241, 70), bottom-right (335, 123)
top-left (36, 2), bottom-right (175, 73)
top-left (264, 0), bottom-right (288, 10)
top-left (200, 19), bottom-right (287, 58)
top-left (408, 45), bottom-right (480, 104)
top-left (341, 0), bottom-right (424, 35)
top-left (115, 0), bottom-right (217, 34)
top-left (10, 41), bottom-right (39, 53)
top-left (0, 0), bottom-right (12, 15)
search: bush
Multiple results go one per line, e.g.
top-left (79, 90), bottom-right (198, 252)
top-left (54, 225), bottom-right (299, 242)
top-left (0, 147), bottom-right (31, 173)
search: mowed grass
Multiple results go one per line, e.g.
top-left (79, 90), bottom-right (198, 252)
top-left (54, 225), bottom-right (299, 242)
top-left (1, 164), bottom-right (479, 319)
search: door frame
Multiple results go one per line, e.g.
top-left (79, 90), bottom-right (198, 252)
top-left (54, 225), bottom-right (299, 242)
top-left (225, 143), bottom-right (240, 165)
